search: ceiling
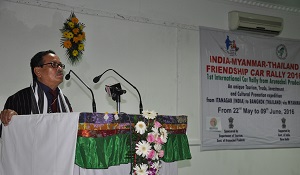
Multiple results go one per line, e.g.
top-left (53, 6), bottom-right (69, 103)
top-left (221, 0), bottom-right (300, 13)
top-left (257, 0), bottom-right (300, 8)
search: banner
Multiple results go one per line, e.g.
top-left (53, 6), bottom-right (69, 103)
top-left (200, 28), bottom-right (300, 150)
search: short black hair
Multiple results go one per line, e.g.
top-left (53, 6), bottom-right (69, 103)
top-left (30, 50), bottom-right (56, 80)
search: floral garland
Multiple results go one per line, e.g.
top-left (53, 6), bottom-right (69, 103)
top-left (60, 12), bottom-right (85, 65)
top-left (131, 110), bottom-right (168, 175)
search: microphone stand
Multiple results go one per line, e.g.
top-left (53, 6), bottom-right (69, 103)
top-left (93, 69), bottom-right (143, 114)
top-left (116, 94), bottom-right (121, 113)
top-left (66, 70), bottom-right (97, 112)
top-left (107, 83), bottom-right (126, 113)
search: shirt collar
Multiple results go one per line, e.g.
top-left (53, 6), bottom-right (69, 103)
top-left (36, 80), bottom-right (59, 97)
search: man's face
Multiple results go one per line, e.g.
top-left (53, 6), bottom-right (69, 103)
top-left (34, 53), bottom-right (64, 89)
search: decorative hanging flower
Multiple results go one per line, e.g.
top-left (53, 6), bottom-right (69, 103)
top-left (136, 140), bottom-right (151, 158)
top-left (142, 110), bottom-right (157, 120)
top-left (60, 12), bottom-right (86, 65)
top-left (129, 110), bottom-right (168, 175)
top-left (133, 164), bottom-right (149, 175)
top-left (135, 121), bottom-right (147, 134)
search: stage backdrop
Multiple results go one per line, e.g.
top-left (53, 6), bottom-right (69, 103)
top-left (200, 27), bottom-right (300, 151)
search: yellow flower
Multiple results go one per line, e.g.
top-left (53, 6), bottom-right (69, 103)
top-left (60, 12), bottom-right (86, 64)
top-left (72, 50), bottom-right (79, 56)
top-left (67, 32), bottom-right (74, 39)
top-left (71, 17), bottom-right (79, 24)
top-left (63, 40), bottom-right (72, 49)
top-left (68, 22), bottom-right (75, 28)
top-left (63, 31), bottom-right (69, 38)
top-left (79, 25), bottom-right (84, 30)
top-left (78, 44), bottom-right (84, 51)
top-left (72, 28), bottom-right (79, 35)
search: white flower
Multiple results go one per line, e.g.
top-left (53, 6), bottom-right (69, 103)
top-left (136, 140), bottom-right (151, 158)
top-left (142, 110), bottom-right (157, 119)
top-left (135, 121), bottom-right (147, 135)
top-left (154, 143), bottom-right (162, 152)
top-left (159, 128), bottom-right (168, 143)
top-left (104, 112), bottom-right (109, 121)
top-left (133, 164), bottom-right (149, 175)
top-left (152, 150), bottom-right (159, 160)
top-left (151, 161), bottom-right (161, 172)
top-left (133, 109), bottom-right (167, 175)
top-left (151, 127), bottom-right (159, 134)
top-left (151, 127), bottom-right (160, 141)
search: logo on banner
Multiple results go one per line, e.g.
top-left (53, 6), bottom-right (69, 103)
top-left (228, 117), bottom-right (234, 129)
top-left (281, 117), bottom-right (286, 129)
top-left (210, 117), bottom-right (217, 127)
top-left (206, 116), bottom-right (222, 131)
top-left (222, 35), bottom-right (239, 56)
top-left (276, 44), bottom-right (288, 60)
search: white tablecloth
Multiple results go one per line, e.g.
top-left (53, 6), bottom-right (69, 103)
top-left (0, 113), bottom-right (80, 175)
top-left (73, 162), bottom-right (178, 175)
top-left (0, 137), bottom-right (3, 175)
top-left (0, 113), bottom-right (178, 175)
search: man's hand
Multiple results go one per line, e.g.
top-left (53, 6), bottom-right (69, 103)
top-left (0, 109), bottom-right (18, 126)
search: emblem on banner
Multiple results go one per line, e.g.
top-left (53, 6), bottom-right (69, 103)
top-left (228, 117), bottom-right (234, 129)
top-left (281, 117), bottom-right (286, 129)
top-left (222, 35), bottom-right (239, 56)
top-left (276, 44), bottom-right (288, 60)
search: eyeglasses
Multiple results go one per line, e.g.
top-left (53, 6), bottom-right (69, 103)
top-left (39, 62), bottom-right (65, 69)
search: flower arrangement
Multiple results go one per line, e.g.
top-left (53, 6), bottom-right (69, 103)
top-left (60, 12), bottom-right (86, 65)
top-left (131, 110), bottom-right (168, 175)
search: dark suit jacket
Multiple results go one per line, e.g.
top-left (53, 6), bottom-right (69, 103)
top-left (0, 87), bottom-right (72, 137)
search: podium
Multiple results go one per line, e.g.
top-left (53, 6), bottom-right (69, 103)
top-left (0, 112), bottom-right (191, 175)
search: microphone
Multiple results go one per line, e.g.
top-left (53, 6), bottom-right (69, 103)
top-left (105, 83), bottom-right (127, 101)
top-left (65, 70), bottom-right (97, 113)
top-left (93, 69), bottom-right (143, 114)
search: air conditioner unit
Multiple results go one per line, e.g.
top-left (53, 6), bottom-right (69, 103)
top-left (228, 11), bottom-right (283, 36)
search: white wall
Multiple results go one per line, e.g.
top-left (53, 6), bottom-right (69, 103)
top-left (1, 0), bottom-right (300, 174)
